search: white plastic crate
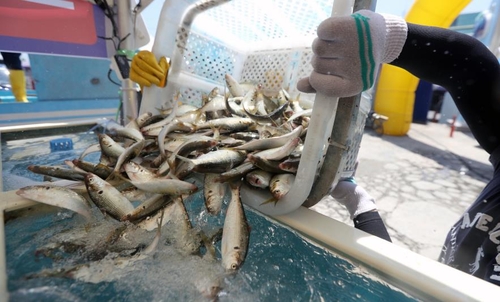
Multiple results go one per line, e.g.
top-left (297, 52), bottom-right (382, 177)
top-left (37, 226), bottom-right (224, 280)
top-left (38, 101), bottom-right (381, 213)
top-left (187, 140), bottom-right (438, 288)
top-left (141, 0), bottom-right (370, 210)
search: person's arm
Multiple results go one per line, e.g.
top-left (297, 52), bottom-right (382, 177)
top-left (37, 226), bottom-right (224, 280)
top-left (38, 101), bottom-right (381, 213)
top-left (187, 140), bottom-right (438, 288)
top-left (390, 24), bottom-right (500, 155)
top-left (296, 10), bottom-right (407, 242)
top-left (330, 179), bottom-right (392, 242)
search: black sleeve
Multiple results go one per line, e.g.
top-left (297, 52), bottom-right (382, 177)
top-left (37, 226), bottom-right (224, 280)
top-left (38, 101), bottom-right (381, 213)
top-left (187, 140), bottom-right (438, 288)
top-left (390, 23), bottom-right (500, 154)
top-left (354, 211), bottom-right (392, 242)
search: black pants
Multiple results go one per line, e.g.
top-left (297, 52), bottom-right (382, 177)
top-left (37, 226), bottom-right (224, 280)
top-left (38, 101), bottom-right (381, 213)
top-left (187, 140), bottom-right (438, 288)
top-left (1, 52), bottom-right (22, 70)
top-left (354, 211), bottom-right (392, 242)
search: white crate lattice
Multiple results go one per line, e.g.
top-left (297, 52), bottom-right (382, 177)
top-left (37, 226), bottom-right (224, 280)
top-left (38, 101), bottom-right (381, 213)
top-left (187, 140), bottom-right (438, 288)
top-left (172, 0), bottom-right (368, 178)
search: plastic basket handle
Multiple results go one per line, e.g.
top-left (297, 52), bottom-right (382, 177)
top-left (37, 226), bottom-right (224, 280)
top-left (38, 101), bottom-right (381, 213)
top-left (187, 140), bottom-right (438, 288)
top-left (139, 0), bottom-right (232, 115)
top-left (241, 0), bottom-right (355, 216)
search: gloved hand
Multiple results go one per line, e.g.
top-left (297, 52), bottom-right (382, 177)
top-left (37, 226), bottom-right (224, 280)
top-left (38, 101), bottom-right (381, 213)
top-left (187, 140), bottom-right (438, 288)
top-left (329, 178), bottom-right (377, 220)
top-left (297, 10), bottom-right (407, 97)
top-left (130, 50), bottom-right (170, 88)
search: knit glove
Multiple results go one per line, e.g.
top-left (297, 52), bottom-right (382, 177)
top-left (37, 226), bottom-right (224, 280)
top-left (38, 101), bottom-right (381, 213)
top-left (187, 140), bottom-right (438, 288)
top-left (297, 10), bottom-right (407, 97)
top-left (130, 50), bottom-right (170, 88)
top-left (329, 178), bottom-right (377, 220)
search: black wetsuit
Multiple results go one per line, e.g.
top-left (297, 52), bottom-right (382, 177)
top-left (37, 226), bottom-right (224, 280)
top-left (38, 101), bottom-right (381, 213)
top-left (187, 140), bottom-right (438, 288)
top-left (387, 23), bottom-right (500, 285)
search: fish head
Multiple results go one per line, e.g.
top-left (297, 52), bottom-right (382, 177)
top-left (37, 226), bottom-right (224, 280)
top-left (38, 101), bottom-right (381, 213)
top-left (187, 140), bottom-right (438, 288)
top-left (222, 248), bottom-right (244, 271)
top-left (84, 173), bottom-right (102, 190)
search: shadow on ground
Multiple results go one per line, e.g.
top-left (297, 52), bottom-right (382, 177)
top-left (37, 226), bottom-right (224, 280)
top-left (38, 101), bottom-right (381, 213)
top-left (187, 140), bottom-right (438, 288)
top-left (364, 129), bottom-right (493, 184)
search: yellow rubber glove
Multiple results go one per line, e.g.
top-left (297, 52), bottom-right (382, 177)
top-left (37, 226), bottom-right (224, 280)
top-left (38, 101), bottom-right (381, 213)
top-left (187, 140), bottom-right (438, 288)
top-left (130, 50), bottom-right (169, 88)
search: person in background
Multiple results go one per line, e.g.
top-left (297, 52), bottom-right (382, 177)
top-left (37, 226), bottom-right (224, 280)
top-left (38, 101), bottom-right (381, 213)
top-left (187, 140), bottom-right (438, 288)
top-left (1, 52), bottom-right (28, 102)
top-left (297, 9), bottom-right (500, 286)
top-left (430, 84), bottom-right (447, 122)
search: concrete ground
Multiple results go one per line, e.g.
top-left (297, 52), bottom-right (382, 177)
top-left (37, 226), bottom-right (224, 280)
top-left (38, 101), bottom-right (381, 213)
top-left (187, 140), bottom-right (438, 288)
top-left (311, 122), bottom-right (493, 261)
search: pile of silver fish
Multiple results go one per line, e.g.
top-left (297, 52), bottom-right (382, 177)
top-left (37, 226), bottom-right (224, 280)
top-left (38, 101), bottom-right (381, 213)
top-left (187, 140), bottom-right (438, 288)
top-left (14, 74), bottom-right (313, 290)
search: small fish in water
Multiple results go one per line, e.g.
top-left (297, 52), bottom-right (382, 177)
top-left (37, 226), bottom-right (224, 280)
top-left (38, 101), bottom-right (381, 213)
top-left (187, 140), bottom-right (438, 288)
top-left (122, 194), bottom-right (173, 222)
top-left (203, 173), bottom-right (227, 215)
top-left (27, 165), bottom-right (87, 181)
top-left (28, 215), bottom-right (164, 284)
top-left (221, 181), bottom-right (250, 271)
top-left (16, 185), bottom-right (92, 220)
top-left (84, 173), bottom-right (135, 221)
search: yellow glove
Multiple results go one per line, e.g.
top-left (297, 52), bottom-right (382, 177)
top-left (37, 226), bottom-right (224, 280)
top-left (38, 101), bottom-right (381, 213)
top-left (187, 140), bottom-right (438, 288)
top-left (130, 50), bottom-right (169, 88)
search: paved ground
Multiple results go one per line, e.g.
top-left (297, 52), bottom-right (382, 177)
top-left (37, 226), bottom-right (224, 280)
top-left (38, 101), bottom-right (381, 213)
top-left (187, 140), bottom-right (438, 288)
top-left (311, 122), bottom-right (493, 261)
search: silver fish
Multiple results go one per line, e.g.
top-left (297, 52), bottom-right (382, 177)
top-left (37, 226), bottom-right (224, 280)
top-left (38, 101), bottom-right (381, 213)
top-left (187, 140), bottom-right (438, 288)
top-left (123, 161), bottom-right (157, 182)
top-left (270, 173), bottom-right (295, 200)
top-left (247, 154), bottom-right (286, 174)
top-left (245, 169), bottom-right (273, 189)
top-left (84, 173), bottom-right (135, 221)
top-left (204, 173), bottom-right (227, 215)
top-left (170, 197), bottom-right (203, 255)
top-left (252, 137), bottom-right (301, 161)
top-left (233, 125), bottom-right (303, 151)
top-left (167, 136), bottom-right (219, 173)
top-left (157, 121), bottom-right (196, 157)
top-left (135, 112), bottom-right (154, 128)
top-left (177, 149), bottom-right (247, 174)
top-left (221, 181), bottom-right (249, 271)
top-left (200, 94), bottom-right (228, 113)
top-left (130, 178), bottom-right (198, 195)
top-left (225, 96), bottom-right (247, 117)
top-left (72, 159), bottom-right (113, 180)
top-left (109, 125), bottom-right (144, 142)
top-left (136, 196), bottom-right (181, 231)
top-left (141, 99), bottom-right (179, 133)
top-left (243, 100), bottom-right (289, 124)
top-left (196, 117), bottom-right (255, 132)
top-left (98, 133), bottom-right (125, 158)
top-left (111, 139), bottom-right (145, 174)
top-left (286, 108), bottom-right (312, 123)
top-left (16, 185), bottom-right (92, 220)
top-left (27, 165), bottom-right (86, 181)
top-left (217, 160), bottom-right (256, 183)
top-left (123, 194), bottom-right (174, 222)
top-left (278, 157), bottom-right (300, 173)
top-left (79, 143), bottom-right (101, 160)
top-left (225, 74), bottom-right (245, 97)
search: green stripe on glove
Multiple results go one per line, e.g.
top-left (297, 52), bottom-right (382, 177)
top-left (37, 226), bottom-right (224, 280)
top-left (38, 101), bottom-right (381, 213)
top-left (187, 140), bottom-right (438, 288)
top-left (352, 13), bottom-right (376, 91)
top-left (297, 10), bottom-right (407, 98)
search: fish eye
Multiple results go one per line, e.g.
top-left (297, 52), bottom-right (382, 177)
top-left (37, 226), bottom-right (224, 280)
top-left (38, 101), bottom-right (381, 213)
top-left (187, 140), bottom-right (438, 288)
top-left (231, 263), bottom-right (238, 270)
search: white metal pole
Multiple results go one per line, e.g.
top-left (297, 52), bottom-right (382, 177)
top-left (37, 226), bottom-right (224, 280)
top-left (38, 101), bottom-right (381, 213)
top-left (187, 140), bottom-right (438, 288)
top-left (116, 0), bottom-right (139, 125)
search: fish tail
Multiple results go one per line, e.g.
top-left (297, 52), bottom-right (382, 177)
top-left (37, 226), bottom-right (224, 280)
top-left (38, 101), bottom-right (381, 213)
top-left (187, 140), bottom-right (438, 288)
top-left (105, 170), bottom-right (129, 183)
top-left (174, 154), bottom-right (194, 173)
top-left (260, 196), bottom-right (278, 206)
